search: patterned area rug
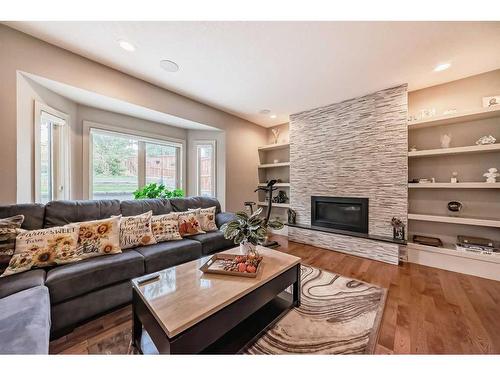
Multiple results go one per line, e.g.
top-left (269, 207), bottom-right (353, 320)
top-left (243, 264), bottom-right (387, 354)
top-left (53, 264), bottom-right (386, 354)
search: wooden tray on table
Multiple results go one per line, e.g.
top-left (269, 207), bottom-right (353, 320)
top-left (199, 253), bottom-right (263, 278)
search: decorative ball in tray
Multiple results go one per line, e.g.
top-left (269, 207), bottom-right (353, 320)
top-left (199, 254), bottom-right (263, 278)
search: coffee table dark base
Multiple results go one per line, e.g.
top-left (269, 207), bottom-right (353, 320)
top-left (132, 263), bottom-right (301, 354)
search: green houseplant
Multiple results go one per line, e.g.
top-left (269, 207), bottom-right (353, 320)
top-left (220, 207), bottom-right (284, 256)
top-left (133, 183), bottom-right (184, 199)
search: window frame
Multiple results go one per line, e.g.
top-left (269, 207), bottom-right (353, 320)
top-left (34, 101), bottom-right (71, 203)
top-left (194, 140), bottom-right (217, 197)
top-left (83, 121), bottom-right (185, 200)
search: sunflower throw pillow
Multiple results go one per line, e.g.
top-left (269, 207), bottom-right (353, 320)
top-left (177, 211), bottom-right (205, 237)
top-left (0, 215), bottom-right (25, 270)
top-left (77, 216), bottom-right (121, 259)
top-left (151, 213), bottom-right (183, 242)
top-left (189, 207), bottom-right (218, 232)
top-left (1, 224), bottom-right (80, 277)
top-left (118, 211), bottom-right (157, 249)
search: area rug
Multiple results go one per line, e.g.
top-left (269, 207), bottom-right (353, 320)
top-left (242, 264), bottom-right (387, 354)
top-left (56, 264), bottom-right (386, 354)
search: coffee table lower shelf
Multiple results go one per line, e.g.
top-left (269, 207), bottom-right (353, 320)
top-left (132, 263), bottom-right (301, 354)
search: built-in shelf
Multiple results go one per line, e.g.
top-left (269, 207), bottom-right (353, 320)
top-left (407, 242), bottom-right (500, 264)
top-left (408, 106), bottom-right (500, 129)
top-left (257, 202), bottom-right (289, 208)
top-left (258, 183), bottom-right (290, 187)
top-left (408, 182), bottom-right (500, 189)
top-left (258, 162), bottom-right (290, 168)
top-left (408, 143), bottom-right (500, 158)
top-left (258, 142), bottom-right (290, 151)
top-left (408, 213), bottom-right (500, 228)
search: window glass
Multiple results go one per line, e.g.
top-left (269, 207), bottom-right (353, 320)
top-left (197, 143), bottom-right (215, 197)
top-left (145, 143), bottom-right (178, 190)
top-left (91, 131), bottom-right (138, 200)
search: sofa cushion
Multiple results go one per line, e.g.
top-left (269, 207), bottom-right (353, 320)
top-left (0, 203), bottom-right (45, 230)
top-left (0, 269), bottom-right (46, 299)
top-left (216, 212), bottom-right (237, 228)
top-left (189, 231), bottom-right (236, 255)
top-left (120, 198), bottom-right (173, 217)
top-left (45, 250), bottom-right (144, 304)
top-left (44, 199), bottom-right (121, 228)
top-left (169, 196), bottom-right (221, 214)
top-left (0, 215), bottom-right (25, 268)
top-left (0, 286), bottom-right (51, 354)
top-left (135, 240), bottom-right (202, 273)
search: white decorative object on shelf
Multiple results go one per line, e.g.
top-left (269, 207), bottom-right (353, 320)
top-left (440, 133), bottom-right (452, 148)
top-left (409, 145), bottom-right (417, 152)
top-left (483, 168), bottom-right (499, 183)
top-left (475, 135), bottom-right (496, 145)
top-left (443, 108), bottom-right (457, 115)
top-left (451, 171), bottom-right (459, 184)
top-left (271, 128), bottom-right (280, 144)
top-left (482, 95), bottom-right (500, 108)
top-left (273, 159), bottom-right (279, 164)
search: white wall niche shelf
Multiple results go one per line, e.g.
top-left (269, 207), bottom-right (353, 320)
top-left (408, 106), bottom-right (500, 129)
top-left (408, 213), bottom-right (500, 228)
top-left (258, 162), bottom-right (290, 168)
top-left (408, 182), bottom-right (500, 189)
top-left (408, 143), bottom-right (500, 158)
top-left (258, 142), bottom-right (290, 151)
top-left (408, 242), bottom-right (500, 264)
top-left (257, 202), bottom-right (289, 208)
top-left (258, 183), bottom-right (290, 187)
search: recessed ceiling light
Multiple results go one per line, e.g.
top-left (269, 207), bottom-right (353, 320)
top-left (118, 40), bottom-right (135, 52)
top-left (259, 109), bottom-right (271, 115)
top-left (434, 62), bottom-right (451, 72)
top-left (160, 59), bottom-right (179, 72)
top-left (270, 114), bottom-right (277, 119)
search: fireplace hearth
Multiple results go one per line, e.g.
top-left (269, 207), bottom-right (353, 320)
top-left (311, 196), bottom-right (368, 234)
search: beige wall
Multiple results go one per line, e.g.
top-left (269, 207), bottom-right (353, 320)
top-left (0, 25), bottom-right (266, 211)
top-left (408, 69), bottom-right (500, 117)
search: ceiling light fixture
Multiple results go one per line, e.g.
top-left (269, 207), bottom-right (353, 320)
top-left (118, 40), bottom-right (136, 52)
top-left (434, 62), bottom-right (451, 72)
top-left (160, 59), bottom-right (180, 73)
top-left (270, 114), bottom-right (277, 119)
top-left (259, 109), bottom-right (271, 115)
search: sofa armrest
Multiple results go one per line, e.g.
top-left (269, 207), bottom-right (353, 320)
top-left (216, 212), bottom-right (237, 228)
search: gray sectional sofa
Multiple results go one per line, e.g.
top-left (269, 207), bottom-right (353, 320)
top-left (0, 196), bottom-right (236, 354)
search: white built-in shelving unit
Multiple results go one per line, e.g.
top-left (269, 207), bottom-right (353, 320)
top-left (407, 105), bottom-right (500, 280)
top-left (257, 141), bottom-right (290, 235)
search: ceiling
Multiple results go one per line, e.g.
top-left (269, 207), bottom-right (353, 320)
top-left (6, 21), bottom-right (500, 127)
top-left (22, 72), bottom-right (218, 131)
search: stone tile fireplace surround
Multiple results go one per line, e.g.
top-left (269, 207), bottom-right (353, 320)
top-left (288, 85), bottom-right (408, 264)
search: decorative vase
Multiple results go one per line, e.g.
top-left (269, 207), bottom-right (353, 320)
top-left (240, 241), bottom-right (259, 259)
top-left (393, 226), bottom-right (405, 241)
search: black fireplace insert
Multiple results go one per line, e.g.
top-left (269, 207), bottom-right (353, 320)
top-left (311, 196), bottom-right (368, 234)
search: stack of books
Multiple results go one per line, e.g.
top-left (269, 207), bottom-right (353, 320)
top-left (455, 235), bottom-right (499, 256)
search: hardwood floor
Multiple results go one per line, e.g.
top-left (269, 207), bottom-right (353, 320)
top-left (50, 235), bottom-right (500, 354)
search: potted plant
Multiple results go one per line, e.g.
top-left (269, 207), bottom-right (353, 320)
top-left (221, 207), bottom-right (284, 257)
top-left (133, 183), bottom-right (184, 199)
top-left (391, 217), bottom-right (405, 240)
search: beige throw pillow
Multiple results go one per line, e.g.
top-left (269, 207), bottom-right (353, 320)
top-left (118, 211), bottom-right (156, 249)
top-left (1, 224), bottom-right (80, 277)
top-left (77, 216), bottom-right (121, 259)
top-left (151, 213), bottom-right (183, 242)
top-left (177, 211), bottom-right (205, 237)
top-left (189, 207), bottom-right (218, 232)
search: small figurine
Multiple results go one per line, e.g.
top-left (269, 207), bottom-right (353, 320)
top-left (272, 190), bottom-right (289, 204)
top-left (475, 135), bottom-right (496, 145)
top-left (451, 171), bottom-right (459, 184)
top-left (440, 134), bottom-right (452, 148)
top-left (287, 208), bottom-right (297, 224)
top-left (483, 168), bottom-right (499, 183)
top-left (271, 128), bottom-right (280, 144)
top-left (409, 145), bottom-right (417, 152)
